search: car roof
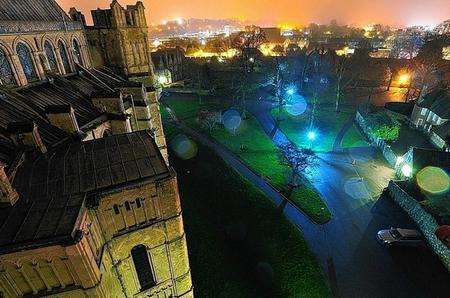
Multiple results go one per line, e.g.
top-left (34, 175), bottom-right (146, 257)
top-left (396, 229), bottom-right (421, 237)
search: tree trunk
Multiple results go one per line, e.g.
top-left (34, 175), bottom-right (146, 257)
top-left (387, 72), bottom-right (393, 91)
top-left (335, 81), bottom-right (341, 112)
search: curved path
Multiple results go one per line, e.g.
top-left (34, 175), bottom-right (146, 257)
top-left (163, 96), bottom-right (450, 297)
top-left (245, 99), bottom-right (450, 298)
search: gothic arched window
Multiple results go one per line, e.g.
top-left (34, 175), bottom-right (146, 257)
top-left (44, 41), bottom-right (58, 73)
top-left (0, 48), bottom-right (16, 86)
top-left (58, 40), bottom-right (71, 74)
top-left (72, 39), bottom-right (83, 66)
top-left (16, 42), bottom-right (38, 82)
top-left (131, 245), bottom-right (155, 290)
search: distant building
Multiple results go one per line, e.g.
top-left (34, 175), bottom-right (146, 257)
top-left (151, 47), bottom-right (185, 84)
top-left (411, 88), bottom-right (450, 151)
top-left (260, 27), bottom-right (284, 44)
top-left (0, 1), bottom-right (193, 297)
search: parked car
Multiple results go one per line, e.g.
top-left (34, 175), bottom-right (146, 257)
top-left (377, 228), bottom-right (423, 247)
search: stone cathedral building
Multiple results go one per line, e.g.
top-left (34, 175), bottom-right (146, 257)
top-left (0, 0), bottom-right (192, 297)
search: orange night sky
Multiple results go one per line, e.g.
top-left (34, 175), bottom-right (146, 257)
top-left (57, 0), bottom-right (450, 27)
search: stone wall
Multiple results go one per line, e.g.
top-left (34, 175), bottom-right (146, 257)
top-left (387, 181), bottom-right (450, 271)
top-left (355, 110), bottom-right (397, 167)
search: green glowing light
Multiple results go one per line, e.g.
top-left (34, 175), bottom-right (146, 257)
top-left (416, 166), bottom-right (450, 195)
top-left (401, 164), bottom-right (412, 177)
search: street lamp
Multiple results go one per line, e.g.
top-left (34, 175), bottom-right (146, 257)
top-left (158, 75), bottom-right (168, 85)
top-left (287, 87), bottom-right (295, 96)
top-left (398, 73), bottom-right (411, 86)
top-left (307, 131), bottom-right (316, 141)
top-left (401, 164), bottom-right (412, 178)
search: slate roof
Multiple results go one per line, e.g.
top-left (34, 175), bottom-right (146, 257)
top-left (418, 89), bottom-right (450, 119)
top-left (0, 0), bottom-right (71, 22)
top-left (0, 130), bottom-right (171, 253)
top-left (0, 70), bottom-right (128, 150)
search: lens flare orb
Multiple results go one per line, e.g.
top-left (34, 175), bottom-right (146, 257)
top-left (416, 166), bottom-right (450, 195)
top-left (170, 134), bottom-right (198, 160)
top-left (285, 94), bottom-right (307, 116)
top-left (222, 109), bottom-right (242, 132)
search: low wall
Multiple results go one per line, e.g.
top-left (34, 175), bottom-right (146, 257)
top-left (355, 111), bottom-right (397, 167)
top-left (388, 181), bottom-right (450, 271)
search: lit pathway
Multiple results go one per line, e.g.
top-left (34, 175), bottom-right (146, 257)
top-left (163, 96), bottom-right (450, 297)
top-left (244, 99), bottom-right (449, 298)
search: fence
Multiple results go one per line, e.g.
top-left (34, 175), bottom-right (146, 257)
top-left (387, 181), bottom-right (450, 271)
top-left (355, 110), bottom-right (397, 167)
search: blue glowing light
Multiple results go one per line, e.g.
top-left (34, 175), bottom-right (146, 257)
top-left (307, 131), bottom-right (316, 141)
top-left (286, 88), bottom-right (295, 95)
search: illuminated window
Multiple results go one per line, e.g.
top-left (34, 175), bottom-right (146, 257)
top-left (131, 245), bottom-right (155, 290)
top-left (125, 201), bottom-right (131, 211)
top-left (113, 204), bottom-right (120, 214)
top-left (0, 48), bottom-right (16, 86)
top-left (17, 42), bottom-right (38, 82)
top-left (44, 41), bottom-right (58, 73)
top-left (58, 40), bottom-right (71, 74)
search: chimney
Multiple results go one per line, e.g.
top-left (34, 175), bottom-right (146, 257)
top-left (45, 104), bottom-right (80, 134)
top-left (109, 114), bottom-right (132, 134)
top-left (0, 162), bottom-right (19, 207)
top-left (91, 90), bottom-right (125, 114)
top-left (7, 122), bottom-right (47, 153)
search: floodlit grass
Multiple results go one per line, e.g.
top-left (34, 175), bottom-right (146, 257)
top-left (171, 142), bottom-right (331, 297)
top-left (342, 124), bottom-right (368, 148)
top-left (291, 185), bottom-right (332, 225)
top-left (211, 116), bottom-right (289, 191)
top-left (272, 104), bottom-right (366, 152)
top-left (162, 96), bottom-right (331, 223)
top-left (163, 96), bottom-right (289, 190)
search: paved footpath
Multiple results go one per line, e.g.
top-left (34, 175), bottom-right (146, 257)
top-left (164, 97), bottom-right (450, 297)
top-left (244, 99), bottom-right (450, 298)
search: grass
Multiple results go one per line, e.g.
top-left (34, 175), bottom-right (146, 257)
top-left (291, 185), bottom-right (332, 224)
top-left (342, 124), bottom-right (369, 148)
top-left (162, 95), bottom-right (331, 223)
top-left (271, 104), bottom-right (366, 152)
top-left (170, 139), bottom-right (331, 297)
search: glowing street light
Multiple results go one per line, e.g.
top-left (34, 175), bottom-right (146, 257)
top-left (401, 164), bottom-right (412, 178)
top-left (158, 75), bottom-right (168, 85)
top-left (398, 73), bottom-right (411, 86)
top-left (249, 57), bottom-right (255, 63)
top-left (307, 131), bottom-right (316, 141)
top-left (287, 87), bottom-right (295, 96)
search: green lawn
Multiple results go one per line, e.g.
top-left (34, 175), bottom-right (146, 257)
top-left (171, 141), bottom-right (331, 297)
top-left (272, 104), bottom-right (366, 152)
top-left (342, 124), bottom-right (369, 148)
top-left (162, 96), bottom-right (331, 223)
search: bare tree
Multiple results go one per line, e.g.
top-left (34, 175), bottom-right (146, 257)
top-left (332, 56), bottom-right (354, 112)
top-left (413, 61), bottom-right (440, 101)
top-left (279, 143), bottom-right (317, 197)
top-left (198, 110), bottom-right (218, 133)
top-left (232, 27), bottom-right (266, 72)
